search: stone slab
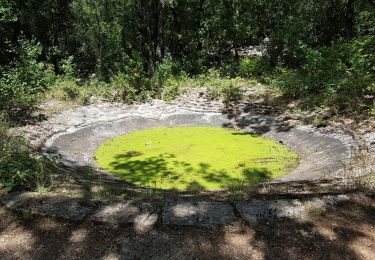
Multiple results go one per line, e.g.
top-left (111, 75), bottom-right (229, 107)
top-left (1, 192), bottom-right (366, 227)
top-left (90, 201), bottom-right (158, 228)
top-left (0, 192), bottom-right (94, 221)
top-left (236, 199), bottom-right (306, 223)
top-left (162, 201), bottom-right (236, 225)
top-left (236, 194), bottom-right (352, 224)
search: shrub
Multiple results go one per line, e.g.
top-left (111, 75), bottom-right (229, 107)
top-left (239, 57), bottom-right (268, 77)
top-left (59, 79), bottom-right (81, 100)
top-left (111, 73), bottom-right (137, 103)
top-left (50, 74), bottom-right (117, 105)
top-left (151, 58), bottom-right (175, 94)
top-left (59, 56), bottom-right (75, 78)
top-left (206, 88), bottom-right (221, 101)
top-left (274, 36), bottom-right (375, 114)
top-left (162, 84), bottom-right (180, 101)
top-left (221, 84), bottom-right (243, 103)
top-left (0, 39), bottom-right (55, 118)
top-left (0, 122), bottom-right (54, 192)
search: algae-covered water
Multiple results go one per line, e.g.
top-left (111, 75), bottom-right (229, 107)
top-left (95, 127), bottom-right (299, 190)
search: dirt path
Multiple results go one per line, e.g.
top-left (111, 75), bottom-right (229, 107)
top-left (1, 196), bottom-right (374, 260)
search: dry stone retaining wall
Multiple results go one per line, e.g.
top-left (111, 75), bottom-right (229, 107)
top-left (0, 192), bottom-right (368, 228)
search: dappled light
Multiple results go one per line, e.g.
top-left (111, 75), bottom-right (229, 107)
top-left (95, 127), bottom-right (298, 190)
top-left (0, 195), bottom-right (374, 259)
top-left (1, 0), bottom-right (374, 258)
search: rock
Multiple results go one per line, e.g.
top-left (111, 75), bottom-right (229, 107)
top-left (0, 192), bottom-right (94, 221)
top-left (236, 194), bottom-right (354, 224)
top-left (236, 199), bottom-right (306, 224)
top-left (133, 212), bottom-right (158, 233)
top-left (162, 201), bottom-right (236, 225)
top-left (90, 201), bottom-right (158, 229)
top-left (0, 191), bottom-right (367, 227)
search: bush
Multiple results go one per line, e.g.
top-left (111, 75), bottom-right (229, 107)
top-left (207, 88), bottom-right (221, 100)
top-left (111, 73), bottom-right (137, 103)
top-left (206, 83), bottom-right (243, 103)
top-left (162, 84), bottom-right (180, 101)
top-left (0, 122), bottom-right (54, 192)
top-left (274, 36), bottom-right (375, 114)
top-left (239, 57), bottom-right (268, 77)
top-left (0, 39), bottom-right (55, 118)
top-left (59, 56), bottom-right (76, 78)
top-left (151, 58), bottom-right (175, 94)
top-left (221, 84), bottom-right (243, 103)
top-left (59, 79), bottom-right (81, 100)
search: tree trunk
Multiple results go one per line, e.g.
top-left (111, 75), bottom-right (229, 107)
top-left (155, 0), bottom-right (165, 60)
top-left (345, 0), bottom-right (355, 39)
top-left (137, 0), bottom-right (155, 75)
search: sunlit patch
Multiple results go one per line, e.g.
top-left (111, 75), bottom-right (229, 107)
top-left (95, 127), bottom-right (299, 190)
top-left (69, 228), bottom-right (88, 243)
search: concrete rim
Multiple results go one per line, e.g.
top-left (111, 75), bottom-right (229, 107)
top-left (43, 111), bottom-right (356, 189)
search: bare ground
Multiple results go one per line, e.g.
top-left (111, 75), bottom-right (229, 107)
top-left (0, 195), bottom-right (374, 260)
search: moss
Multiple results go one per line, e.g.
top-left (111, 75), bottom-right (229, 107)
top-left (95, 127), bottom-right (299, 190)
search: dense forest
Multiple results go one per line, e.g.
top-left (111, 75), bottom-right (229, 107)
top-left (0, 3), bottom-right (374, 257)
top-left (1, 0), bottom-right (374, 119)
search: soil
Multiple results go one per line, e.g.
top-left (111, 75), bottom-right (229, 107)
top-left (0, 195), bottom-right (374, 260)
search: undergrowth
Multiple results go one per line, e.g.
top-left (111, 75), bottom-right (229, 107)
top-left (271, 36), bottom-right (375, 118)
top-left (46, 68), bottom-right (255, 106)
top-left (0, 122), bottom-right (55, 192)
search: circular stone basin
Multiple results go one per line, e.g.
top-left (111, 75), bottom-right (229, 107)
top-left (95, 127), bottom-right (299, 190)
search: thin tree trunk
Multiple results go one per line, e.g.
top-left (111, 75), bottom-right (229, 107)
top-left (137, 0), bottom-right (155, 75)
top-left (155, 0), bottom-right (165, 60)
top-left (345, 0), bottom-right (355, 38)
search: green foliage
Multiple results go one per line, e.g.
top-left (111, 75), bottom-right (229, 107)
top-left (51, 76), bottom-right (114, 105)
top-left (275, 36), bottom-right (375, 114)
top-left (0, 0), bottom-right (17, 22)
top-left (239, 57), bottom-right (269, 77)
top-left (59, 56), bottom-right (76, 78)
top-left (0, 122), bottom-right (53, 192)
top-left (0, 0), bottom-right (374, 117)
top-left (68, 0), bottom-right (125, 79)
top-left (50, 67), bottom-right (180, 105)
top-left (312, 116), bottom-right (328, 128)
top-left (162, 84), bottom-right (180, 101)
top-left (221, 84), bottom-right (243, 103)
top-left (206, 88), bottom-right (221, 101)
top-left (0, 39), bottom-right (54, 117)
top-left (151, 58), bottom-right (175, 94)
top-left (111, 73), bottom-right (137, 104)
top-left (60, 81), bottom-right (81, 101)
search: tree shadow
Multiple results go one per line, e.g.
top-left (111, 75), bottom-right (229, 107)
top-left (4, 109), bottom-right (48, 127)
top-left (0, 193), bottom-right (373, 259)
top-left (249, 197), bottom-right (375, 260)
top-left (106, 152), bottom-right (273, 190)
top-left (221, 102), bottom-right (294, 134)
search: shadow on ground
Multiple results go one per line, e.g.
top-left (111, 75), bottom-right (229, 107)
top-left (221, 102), bottom-right (294, 134)
top-left (0, 194), bottom-right (374, 259)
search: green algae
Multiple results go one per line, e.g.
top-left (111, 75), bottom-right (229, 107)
top-left (95, 127), bottom-right (299, 190)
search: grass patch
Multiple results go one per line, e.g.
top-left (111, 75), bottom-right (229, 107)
top-left (95, 127), bottom-right (298, 190)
